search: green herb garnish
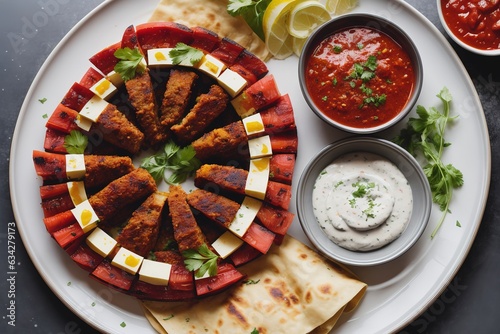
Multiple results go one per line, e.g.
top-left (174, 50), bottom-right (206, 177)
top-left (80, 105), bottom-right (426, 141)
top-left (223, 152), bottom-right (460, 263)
top-left (140, 140), bottom-right (201, 184)
top-left (251, 328), bottom-right (260, 334)
top-left (64, 130), bottom-right (88, 154)
top-left (333, 45), bottom-right (343, 53)
top-left (120, 321), bottom-right (126, 328)
top-left (243, 279), bottom-right (260, 285)
top-left (39, 97), bottom-right (47, 104)
top-left (227, 0), bottom-right (272, 41)
top-left (182, 244), bottom-right (219, 278)
top-left (394, 87), bottom-right (463, 238)
top-left (114, 47), bottom-right (146, 81)
top-left (169, 43), bottom-right (204, 66)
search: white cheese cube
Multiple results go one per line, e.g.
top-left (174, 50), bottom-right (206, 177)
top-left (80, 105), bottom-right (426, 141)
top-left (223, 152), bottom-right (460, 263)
top-left (217, 68), bottom-right (247, 97)
top-left (242, 113), bottom-right (266, 136)
top-left (75, 114), bottom-right (93, 132)
top-left (212, 231), bottom-right (244, 259)
top-left (80, 95), bottom-right (109, 123)
top-left (196, 54), bottom-right (226, 78)
top-left (147, 48), bottom-right (175, 67)
top-left (248, 135), bottom-right (272, 159)
top-left (139, 259), bottom-right (172, 286)
top-left (86, 227), bottom-right (117, 257)
top-left (245, 157), bottom-right (270, 200)
top-left (229, 196), bottom-right (262, 237)
top-left (65, 154), bottom-right (86, 180)
top-left (111, 247), bottom-right (144, 275)
top-left (89, 78), bottom-right (117, 100)
top-left (231, 92), bottom-right (255, 118)
top-left (106, 70), bottom-right (124, 87)
top-left (66, 181), bottom-right (87, 206)
top-left (71, 199), bottom-right (99, 233)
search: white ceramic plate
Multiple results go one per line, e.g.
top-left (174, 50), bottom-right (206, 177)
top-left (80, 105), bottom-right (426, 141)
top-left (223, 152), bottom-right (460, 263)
top-left (9, 0), bottom-right (490, 333)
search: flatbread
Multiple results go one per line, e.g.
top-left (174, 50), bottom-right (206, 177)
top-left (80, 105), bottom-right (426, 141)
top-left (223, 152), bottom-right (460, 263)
top-left (149, 0), bottom-right (271, 61)
top-left (143, 235), bottom-right (366, 333)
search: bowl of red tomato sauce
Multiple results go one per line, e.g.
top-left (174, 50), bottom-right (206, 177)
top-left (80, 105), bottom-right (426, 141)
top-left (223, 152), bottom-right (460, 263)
top-left (298, 14), bottom-right (423, 134)
top-left (438, 0), bottom-right (500, 55)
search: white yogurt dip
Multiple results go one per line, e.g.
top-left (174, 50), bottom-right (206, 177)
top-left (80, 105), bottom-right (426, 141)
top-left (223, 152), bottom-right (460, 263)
top-left (312, 152), bottom-right (413, 251)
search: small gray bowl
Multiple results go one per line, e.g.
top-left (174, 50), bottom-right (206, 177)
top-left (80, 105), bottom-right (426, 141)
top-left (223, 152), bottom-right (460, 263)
top-left (298, 13), bottom-right (423, 134)
top-left (296, 137), bottom-right (432, 266)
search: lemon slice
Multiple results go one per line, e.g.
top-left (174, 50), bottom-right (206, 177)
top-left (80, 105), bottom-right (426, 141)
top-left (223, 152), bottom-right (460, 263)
top-left (325, 0), bottom-right (358, 15)
top-left (263, 0), bottom-right (298, 59)
top-left (292, 36), bottom-right (308, 56)
top-left (288, 0), bottom-right (331, 39)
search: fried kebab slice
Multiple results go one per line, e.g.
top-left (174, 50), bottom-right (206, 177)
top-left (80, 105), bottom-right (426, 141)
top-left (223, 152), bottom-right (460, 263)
top-left (170, 84), bottom-right (229, 145)
top-left (125, 69), bottom-right (167, 146)
top-left (194, 164), bottom-right (292, 210)
top-left (115, 191), bottom-right (168, 257)
top-left (89, 168), bottom-right (157, 224)
top-left (159, 69), bottom-right (198, 129)
top-left (167, 185), bottom-right (208, 253)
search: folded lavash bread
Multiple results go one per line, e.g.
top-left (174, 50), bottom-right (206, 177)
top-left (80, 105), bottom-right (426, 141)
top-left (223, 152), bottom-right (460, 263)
top-left (149, 0), bottom-right (270, 61)
top-left (142, 235), bottom-right (367, 334)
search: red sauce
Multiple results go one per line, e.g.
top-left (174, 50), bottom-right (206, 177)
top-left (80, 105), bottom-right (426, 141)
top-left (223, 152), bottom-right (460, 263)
top-left (305, 27), bottom-right (415, 129)
top-left (441, 0), bottom-right (500, 50)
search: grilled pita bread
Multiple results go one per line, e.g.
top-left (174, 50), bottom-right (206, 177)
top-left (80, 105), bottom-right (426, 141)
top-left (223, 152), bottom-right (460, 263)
top-left (142, 235), bottom-right (366, 333)
top-left (148, 0), bottom-right (270, 61)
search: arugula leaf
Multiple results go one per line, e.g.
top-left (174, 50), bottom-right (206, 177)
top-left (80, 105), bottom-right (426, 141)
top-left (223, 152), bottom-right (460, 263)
top-left (114, 47), bottom-right (146, 81)
top-left (182, 244), bottom-right (219, 278)
top-left (140, 140), bottom-right (201, 185)
top-left (394, 87), bottom-right (463, 238)
top-left (227, 0), bottom-right (272, 41)
top-left (169, 43), bottom-right (204, 66)
top-left (64, 130), bottom-right (88, 154)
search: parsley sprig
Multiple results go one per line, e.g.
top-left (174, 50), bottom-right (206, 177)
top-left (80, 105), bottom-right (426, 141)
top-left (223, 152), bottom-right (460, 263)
top-left (227, 0), bottom-right (272, 41)
top-left (114, 47), bottom-right (146, 81)
top-left (182, 244), bottom-right (219, 278)
top-left (169, 43), bottom-right (204, 66)
top-left (394, 87), bottom-right (464, 238)
top-left (64, 130), bottom-right (88, 154)
top-left (140, 140), bottom-right (201, 184)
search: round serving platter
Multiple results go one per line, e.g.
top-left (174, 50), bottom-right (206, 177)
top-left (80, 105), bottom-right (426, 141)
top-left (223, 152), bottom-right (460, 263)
top-left (9, 0), bottom-right (490, 333)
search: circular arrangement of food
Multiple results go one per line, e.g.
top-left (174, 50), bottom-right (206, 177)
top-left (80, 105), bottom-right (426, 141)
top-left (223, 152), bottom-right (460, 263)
top-left (32, 22), bottom-right (299, 301)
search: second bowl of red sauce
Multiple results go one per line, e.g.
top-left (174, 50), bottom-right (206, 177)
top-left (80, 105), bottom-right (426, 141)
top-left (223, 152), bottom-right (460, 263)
top-left (299, 14), bottom-right (423, 134)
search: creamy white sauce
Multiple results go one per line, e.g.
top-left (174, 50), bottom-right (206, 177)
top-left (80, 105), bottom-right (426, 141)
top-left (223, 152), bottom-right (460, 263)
top-left (312, 152), bottom-right (413, 251)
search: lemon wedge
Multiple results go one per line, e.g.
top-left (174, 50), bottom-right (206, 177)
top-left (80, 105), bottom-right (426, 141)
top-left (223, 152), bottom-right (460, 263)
top-left (288, 0), bottom-right (331, 39)
top-left (292, 36), bottom-right (308, 56)
top-left (325, 0), bottom-right (358, 15)
top-left (263, 0), bottom-right (298, 59)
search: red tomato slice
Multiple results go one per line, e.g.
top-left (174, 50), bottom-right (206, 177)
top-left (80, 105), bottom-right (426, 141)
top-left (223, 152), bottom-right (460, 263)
top-left (195, 263), bottom-right (245, 296)
top-left (269, 154), bottom-right (296, 185)
top-left (61, 82), bottom-right (94, 111)
top-left (44, 128), bottom-right (68, 154)
top-left (52, 223), bottom-right (84, 249)
top-left (256, 203), bottom-right (294, 236)
top-left (265, 181), bottom-right (292, 211)
top-left (70, 244), bottom-right (104, 272)
top-left (32, 150), bottom-right (67, 181)
top-left (44, 210), bottom-right (76, 234)
top-left (168, 264), bottom-right (195, 291)
top-left (190, 26), bottom-right (220, 53)
top-left (131, 280), bottom-right (196, 301)
top-left (229, 64), bottom-right (258, 85)
top-left (270, 130), bottom-right (298, 154)
top-left (40, 183), bottom-right (69, 200)
top-left (42, 193), bottom-right (75, 218)
top-left (89, 42), bottom-right (121, 75)
top-left (79, 67), bottom-right (104, 89)
top-left (260, 94), bottom-right (296, 135)
top-left (91, 259), bottom-right (136, 291)
top-left (211, 37), bottom-right (244, 65)
top-left (229, 243), bottom-right (262, 266)
top-left (45, 104), bottom-right (80, 133)
top-left (234, 49), bottom-right (269, 79)
top-left (136, 22), bottom-right (193, 52)
top-left (242, 74), bottom-right (281, 112)
top-left (241, 223), bottom-right (275, 254)
top-left (121, 24), bottom-right (139, 50)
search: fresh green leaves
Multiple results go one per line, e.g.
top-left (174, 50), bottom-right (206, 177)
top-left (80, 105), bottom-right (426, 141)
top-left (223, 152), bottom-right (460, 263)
top-left (140, 140), bottom-right (201, 184)
top-left (114, 47), bottom-right (146, 81)
top-left (227, 0), bottom-right (272, 41)
top-left (394, 87), bottom-right (463, 238)
top-left (182, 244), bottom-right (219, 278)
top-left (345, 56), bottom-right (386, 108)
top-left (169, 43), bottom-right (204, 66)
top-left (64, 130), bottom-right (88, 154)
